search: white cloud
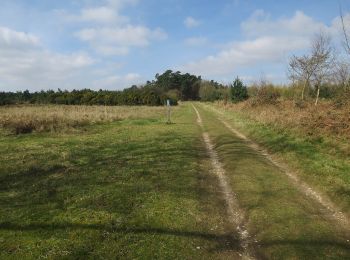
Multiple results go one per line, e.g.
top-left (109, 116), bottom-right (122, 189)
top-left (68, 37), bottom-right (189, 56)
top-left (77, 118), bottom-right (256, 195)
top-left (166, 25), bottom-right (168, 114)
top-left (181, 10), bottom-right (347, 78)
top-left (242, 10), bottom-right (350, 42)
top-left (61, 0), bottom-right (138, 24)
top-left (0, 1), bottom-right (164, 91)
top-left (182, 36), bottom-right (307, 76)
top-left (95, 45), bottom-right (130, 56)
top-left (184, 16), bottom-right (201, 28)
top-left (0, 26), bottom-right (40, 49)
top-left (241, 10), bottom-right (326, 38)
top-left (92, 73), bottom-right (142, 89)
top-left (107, 0), bottom-right (139, 9)
top-left (184, 36), bottom-right (207, 46)
top-left (329, 13), bottom-right (350, 37)
top-left (67, 0), bottom-right (167, 56)
top-left (78, 25), bottom-right (162, 47)
top-left (75, 25), bottom-right (167, 55)
top-left (0, 26), bottom-right (95, 91)
top-left (79, 6), bottom-right (126, 24)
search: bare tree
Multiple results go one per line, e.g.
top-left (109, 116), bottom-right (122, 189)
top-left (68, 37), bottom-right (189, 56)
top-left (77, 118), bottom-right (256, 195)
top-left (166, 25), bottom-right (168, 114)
top-left (288, 54), bottom-right (316, 100)
top-left (334, 60), bottom-right (350, 88)
top-left (310, 33), bottom-right (335, 105)
top-left (340, 6), bottom-right (350, 56)
top-left (288, 32), bottom-right (334, 105)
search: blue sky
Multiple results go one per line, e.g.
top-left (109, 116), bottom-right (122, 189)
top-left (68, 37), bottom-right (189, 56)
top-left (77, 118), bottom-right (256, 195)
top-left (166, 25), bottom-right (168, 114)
top-left (0, 0), bottom-right (349, 91)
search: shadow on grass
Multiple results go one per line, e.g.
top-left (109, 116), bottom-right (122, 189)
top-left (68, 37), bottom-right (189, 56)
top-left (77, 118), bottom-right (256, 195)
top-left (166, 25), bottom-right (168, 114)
top-left (0, 164), bottom-right (68, 190)
top-left (0, 126), bottom-right (235, 247)
top-left (1, 221), bottom-right (349, 252)
top-left (0, 222), bottom-right (241, 252)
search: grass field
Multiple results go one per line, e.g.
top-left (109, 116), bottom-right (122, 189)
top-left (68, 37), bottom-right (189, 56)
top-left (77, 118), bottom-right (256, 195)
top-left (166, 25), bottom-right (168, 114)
top-left (196, 103), bottom-right (350, 258)
top-left (0, 105), bottom-right (166, 134)
top-left (0, 104), bottom-right (241, 259)
top-left (0, 103), bottom-right (349, 259)
top-left (211, 101), bottom-right (350, 216)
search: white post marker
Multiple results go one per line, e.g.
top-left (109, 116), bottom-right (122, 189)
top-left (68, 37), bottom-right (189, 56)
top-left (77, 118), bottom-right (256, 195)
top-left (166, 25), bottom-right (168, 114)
top-left (166, 99), bottom-right (171, 124)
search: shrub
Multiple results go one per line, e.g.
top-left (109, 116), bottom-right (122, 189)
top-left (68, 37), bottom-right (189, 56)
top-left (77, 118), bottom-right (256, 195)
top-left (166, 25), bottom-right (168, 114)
top-left (333, 88), bottom-right (350, 108)
top-left (14, 121), bottom-right (35, 134)
top-left (0, 105), bottom-right (165, 134)
top-left (248, 82), bottom-right (280, 106)
top-left (230, 77), bottom-right (248, 103)
top-left (294, 100), bottom-right (307, 109)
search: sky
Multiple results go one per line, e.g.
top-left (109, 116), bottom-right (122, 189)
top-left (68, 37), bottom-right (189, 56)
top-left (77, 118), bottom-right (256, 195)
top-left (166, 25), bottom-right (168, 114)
top-left (0, 0), bottom-right (350, 91)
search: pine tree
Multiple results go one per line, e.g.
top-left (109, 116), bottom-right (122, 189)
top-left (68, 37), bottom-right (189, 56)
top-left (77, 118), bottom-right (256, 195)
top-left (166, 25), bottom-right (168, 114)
top-left (230, 77), bottom-right (248, 103)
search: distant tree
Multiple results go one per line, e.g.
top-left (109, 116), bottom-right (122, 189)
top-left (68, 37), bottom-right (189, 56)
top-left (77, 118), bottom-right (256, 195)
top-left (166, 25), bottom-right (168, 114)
top-left (230, 77), bottom-right (248, 103)
top-left (334, 60), bottom-right (350, 89)
top-left (288, 54), bottom-right (317, 101)
top-left (22, 90), bottom-right (31, 102)
top-left (340, 5), bottom-right (350, 57)
top-left (199, 81), bottom-right (217, 101)
top-left (198, 80), bottom-right (227, 102)
top-left (0, 70), bottom-right (205, 106)
top-left (310, 32), bottom-right (335, 105)
top-left (289, 32), bottom-right (334, 105)
top-left (153, 70), bottom-right (201, 100)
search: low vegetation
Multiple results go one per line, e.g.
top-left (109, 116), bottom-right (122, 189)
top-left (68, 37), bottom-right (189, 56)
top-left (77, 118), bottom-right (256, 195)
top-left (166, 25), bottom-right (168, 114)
top-left (1, 103), bottom-right (349, 259)
top-left (211, 100), bottom-right (350, 216)
top-left (0, 105), bottom-right (166, 134)
top-left (219, 99), bottom-right (350, 143)
top-left (1, 20), bottom-right (350, 259)
top-left (196, 103), bottom-right (350, 258)
top-left (0, 103), bottom-right (244, 259)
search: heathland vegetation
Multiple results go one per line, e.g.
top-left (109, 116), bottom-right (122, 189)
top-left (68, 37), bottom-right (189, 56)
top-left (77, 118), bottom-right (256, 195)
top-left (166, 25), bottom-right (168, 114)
top-left (0, 105), bottom-right (166, 134)
top-left (1, 103), bottom-right (349, 259)
top-left (1, 18), bottom-right (350, 260)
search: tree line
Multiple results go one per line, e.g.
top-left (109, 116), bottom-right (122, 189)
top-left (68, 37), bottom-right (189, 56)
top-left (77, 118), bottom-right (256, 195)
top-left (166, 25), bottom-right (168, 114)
top-left (2, 24), bottom-right (350, 107)
top-left (0, 70), bottom-right (207, 106)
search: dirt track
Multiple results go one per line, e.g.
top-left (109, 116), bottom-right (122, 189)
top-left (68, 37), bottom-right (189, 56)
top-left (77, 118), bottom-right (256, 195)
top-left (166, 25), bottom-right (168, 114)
top-left (192, 102), bottom-right (350, 258)
top-left (192, 104), bottom-right (254, 259)
top-left (204, 104), bottom-right (350, 231)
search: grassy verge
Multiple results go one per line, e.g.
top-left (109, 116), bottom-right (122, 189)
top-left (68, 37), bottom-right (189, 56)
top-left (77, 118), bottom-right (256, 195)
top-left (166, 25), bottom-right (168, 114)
top-left (208, 102), bottom-right (350, 217)
top-left (0, 105), bottom-right (167, 134)
top-left (196, 103), bottom-right (350, 259)
top-left (0, 104), bottom-right (242, 259)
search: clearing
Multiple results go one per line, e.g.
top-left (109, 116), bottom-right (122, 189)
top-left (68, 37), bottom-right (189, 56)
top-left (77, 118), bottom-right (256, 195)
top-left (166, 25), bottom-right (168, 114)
top-left (0, 103), bottom-right (349, 259)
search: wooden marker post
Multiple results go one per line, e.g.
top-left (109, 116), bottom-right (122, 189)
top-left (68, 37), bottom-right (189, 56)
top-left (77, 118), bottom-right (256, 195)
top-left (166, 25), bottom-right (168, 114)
top-left (166, 99), bottom-right (171, 124)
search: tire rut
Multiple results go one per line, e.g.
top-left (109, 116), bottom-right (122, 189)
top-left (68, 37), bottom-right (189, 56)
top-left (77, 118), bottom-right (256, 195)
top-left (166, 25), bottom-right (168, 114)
top-left (192, 104), bottom-right (255, 259)
top-left (203, 103), bottom-right (350, 231)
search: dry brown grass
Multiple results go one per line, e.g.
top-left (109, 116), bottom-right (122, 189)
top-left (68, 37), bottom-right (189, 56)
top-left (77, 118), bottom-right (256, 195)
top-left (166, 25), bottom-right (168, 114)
top-left (217, 100), bottom-right (350, 143)
top-left (0, 105), bottom-right (166, 134)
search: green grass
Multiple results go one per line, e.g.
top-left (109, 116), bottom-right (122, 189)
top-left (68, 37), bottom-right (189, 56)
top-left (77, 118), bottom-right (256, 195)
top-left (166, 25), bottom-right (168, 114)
top-left (208, 102), bottom-right (350, 216)
top-left (196, 103), bottom-right (350, 259)
top-left (1, 102), bottom-right (349, 259)
top-left (0, 104), bottom-right (241, 259)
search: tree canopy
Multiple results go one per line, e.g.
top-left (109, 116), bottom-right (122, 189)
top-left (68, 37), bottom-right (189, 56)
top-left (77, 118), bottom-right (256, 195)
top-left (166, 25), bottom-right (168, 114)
top-left (0, 70), bottom-right (203, 106)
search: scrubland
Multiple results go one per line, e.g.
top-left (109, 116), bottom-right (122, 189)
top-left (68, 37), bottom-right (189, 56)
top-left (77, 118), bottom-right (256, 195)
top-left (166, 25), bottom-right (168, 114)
top-left (0, 105), bottom-right (166, 134)
top-left (213, 97), bottom-right (350, 216)
top-left (0, 102), bottom-right (349, 259)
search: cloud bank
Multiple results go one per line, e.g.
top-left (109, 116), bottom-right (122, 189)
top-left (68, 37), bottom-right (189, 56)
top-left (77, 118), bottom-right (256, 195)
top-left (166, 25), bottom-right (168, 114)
top-left (181, 10), bottom-right (350, 80)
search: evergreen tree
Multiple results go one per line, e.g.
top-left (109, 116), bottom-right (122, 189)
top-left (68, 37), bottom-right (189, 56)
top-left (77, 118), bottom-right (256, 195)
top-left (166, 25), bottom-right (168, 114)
top-left (230, 77), bottom-right (248, 103)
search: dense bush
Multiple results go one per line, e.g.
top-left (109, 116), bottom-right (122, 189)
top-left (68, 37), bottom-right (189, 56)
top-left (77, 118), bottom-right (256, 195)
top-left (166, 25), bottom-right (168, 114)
top-left (248, 82), bottom-right (281, 106)
top-left (199, 80), bottom-right (227, 102)
top-left (230, 77), bottom-right (249, 103)
top-left (333, 88), bottom-right (350, 108)
top-left (153, 70), bottom-right (201, 101)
